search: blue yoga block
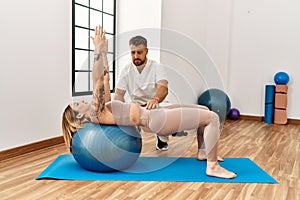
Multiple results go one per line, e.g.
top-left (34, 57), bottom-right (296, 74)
top-left (264, 103), bottom-right (274, 124)
top-left (265, 85), bottom-right (275, 104)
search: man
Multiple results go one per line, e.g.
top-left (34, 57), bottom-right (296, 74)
top-left (114, 36), bottom-right (221, 161)
top-left (114, 35), bottom-right (170, 150)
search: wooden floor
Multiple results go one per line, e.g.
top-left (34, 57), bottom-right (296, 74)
top-left (0, 119), bottom-right (299, 200)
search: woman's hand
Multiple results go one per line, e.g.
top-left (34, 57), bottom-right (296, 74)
top-left (90, 26), bottom-right (108, 55)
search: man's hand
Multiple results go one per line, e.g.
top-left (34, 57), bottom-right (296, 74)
top-left (141, 97), bottom-right (159, 110)
top-left (114, 88), bottom-right (126, 102)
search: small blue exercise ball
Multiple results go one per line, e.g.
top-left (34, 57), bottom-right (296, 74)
top-left (198, 88), bottom-right (231, 122)
top-left (72, 123), bottom-right (142, 172)
top-left (227, 108), bottom-right (240, 120)
top-left (274, 71), bottom-right (289, 84)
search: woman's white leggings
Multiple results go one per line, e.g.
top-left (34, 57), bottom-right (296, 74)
top-left (139, 104), bottom-right (220, 161)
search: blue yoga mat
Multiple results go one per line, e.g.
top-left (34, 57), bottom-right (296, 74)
top-left (36, 154), bottom-right (278, 183)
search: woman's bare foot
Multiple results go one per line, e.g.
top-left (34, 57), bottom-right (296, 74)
top-left (197, 149), bottom-right (224, 162)
top-left (206, 161), bottom-right (237, 179)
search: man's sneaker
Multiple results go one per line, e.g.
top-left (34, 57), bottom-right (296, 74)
top-left (172, 131), bottom-right (188, 137)
top-left (155, 135), bottom-right (168, 151)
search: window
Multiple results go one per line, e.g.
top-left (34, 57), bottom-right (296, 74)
top-left (72, 0), bottom-right (116, 96)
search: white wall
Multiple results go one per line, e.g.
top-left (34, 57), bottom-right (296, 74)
top-left (229, 0), bottom-right (300, 117)
top-left (161, 0), bottom-right (300, 119)
top-left (160, 0), bottom-right (232, 104)
top-left (0, 0), bottom-right (71, 150)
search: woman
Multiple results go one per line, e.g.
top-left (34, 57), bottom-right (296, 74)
top-left (62, 26), bottom-right (237, 179)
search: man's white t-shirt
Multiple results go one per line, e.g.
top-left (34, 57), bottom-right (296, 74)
top-left (116, 59), bottom-right (168, 104)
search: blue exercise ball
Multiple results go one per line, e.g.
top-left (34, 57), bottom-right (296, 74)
top-left (227, 108), bottom-right (240, 120)
top-left (72, 123), bottom-right (142, 172)
top-left (274, 71), bottom-right (289, 84)
top-left (197, 88), bottom-right (231, 122)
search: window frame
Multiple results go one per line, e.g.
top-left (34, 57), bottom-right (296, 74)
top-left (72, 0), bottom-right (116, 96)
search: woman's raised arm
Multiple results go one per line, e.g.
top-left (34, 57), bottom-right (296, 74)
top-left (90, 26), bottom-right (109, 118)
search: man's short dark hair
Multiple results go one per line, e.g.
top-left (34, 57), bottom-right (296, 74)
top-left (129, 36), bottom-right (147, 48)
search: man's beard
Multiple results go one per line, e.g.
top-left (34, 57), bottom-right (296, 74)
top-left (134, 58), bottom-right (146, 66)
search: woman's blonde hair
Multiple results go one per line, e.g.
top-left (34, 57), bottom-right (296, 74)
top-left (61, 105), bottom-right (89, 150)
